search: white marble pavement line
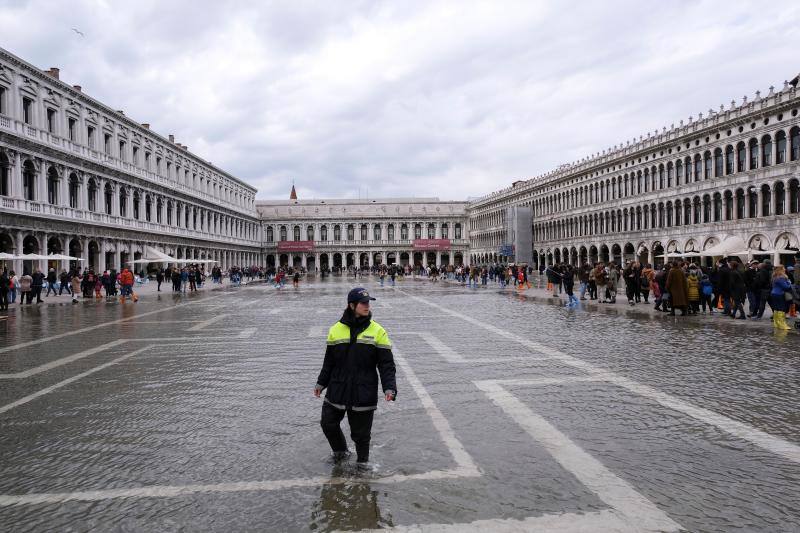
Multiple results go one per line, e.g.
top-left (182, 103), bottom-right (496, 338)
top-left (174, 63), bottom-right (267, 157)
top-left (0, 344), bottom-right (153, 416)
top-left (236, 328), bottom-right (258, 339)
top-left (187, 314), bottom-right (230, 331)
top-left (0, 347), bottom-right (480, 506)
top-left (402, 290), bottom-right (800, 466)
top-left (355, 509), bottom-right (654, 533)
top-left (0, 290), bottom-right (244, 355)
top-left (475, 379), bottom-right (683, 533)
top-left (0, 339), bottom-right (128, 379)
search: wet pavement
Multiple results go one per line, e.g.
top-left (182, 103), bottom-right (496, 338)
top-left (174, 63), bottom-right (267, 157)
top-left (0, 276), bottom-right (798, 532)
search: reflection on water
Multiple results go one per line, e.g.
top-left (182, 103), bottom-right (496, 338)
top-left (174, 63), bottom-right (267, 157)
top-left (309, 469), bottom-right (393, 532)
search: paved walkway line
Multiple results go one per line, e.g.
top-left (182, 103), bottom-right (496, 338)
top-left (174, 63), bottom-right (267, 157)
top-left (402, 290), bottom-right (800, 466)
top-left (476, 380), bottom-right (683, 533)
top-left (0, 296), bottom-right (223, 355)
top-left (186, 313), bottom-right (229, 331)
top-left (0, 467), bottom-right (474, 507)
top-left (359, 509), bottom-right (648, 533)
top-left (0, 344), bottom-right (150, 416)
top-left (236, 328), bottom-right (258, 339)
top-left (0, 339), bottom-right (128, 379)
top-left (393, 349), bottom-right (479, 475)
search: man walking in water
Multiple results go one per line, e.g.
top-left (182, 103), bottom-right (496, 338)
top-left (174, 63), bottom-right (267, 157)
top-left (314, 288), bottom-right (397, 467)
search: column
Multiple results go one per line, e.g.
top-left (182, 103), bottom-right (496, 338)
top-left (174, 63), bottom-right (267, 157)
top-left (37, 159), bottom-right (47, 203)
top-left (301, 254), bottom-right (307, 269)
top-left (436, 251), bottom-right (441, 267)
top-left (10, 151), bottom-right (22, 199)
top-left (114, 244), bottom-right (121, 273)
top-left (315, 253), bottom-right (320, 271)
top-left (13, 230), bottom-right (23, 275)
top-left (82, 239), bottom-right (90, 271)
top-left (98, 239), bottom-right (106, 273)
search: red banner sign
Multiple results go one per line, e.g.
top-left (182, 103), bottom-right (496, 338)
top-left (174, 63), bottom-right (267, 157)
top-left (413, 239), bottom-right (451, 251)
top-left (277, 240), bottom-right (315, 252)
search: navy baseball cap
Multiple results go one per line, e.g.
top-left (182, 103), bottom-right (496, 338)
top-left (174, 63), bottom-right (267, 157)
top-left (348, 287), bottom-right (376, 304)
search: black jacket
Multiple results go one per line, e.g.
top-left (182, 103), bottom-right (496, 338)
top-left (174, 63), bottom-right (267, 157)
top-left (316, 309), bottom-right (397, 410)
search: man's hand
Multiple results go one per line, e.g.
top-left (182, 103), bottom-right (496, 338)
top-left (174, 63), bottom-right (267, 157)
top-left (385, 391), bottom-right (395, 402)
top-left (314, 388), bottom-right (321, 398)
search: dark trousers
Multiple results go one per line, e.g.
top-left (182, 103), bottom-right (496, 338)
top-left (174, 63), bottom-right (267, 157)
top-left (701, 294), bottom-right (713, 312)
top-left (31, 286), bottom-right (43, 303)
top-left (747, 290), bottom-right (759, 315)
top-left (320, 402), bottom-right (374, 462)
top-left (59, 283), bottom-right (71, 295)
top-left (756, 289), bottom-right (772, 318)
top-left (0, 290), bottom-right (7, 310)
top-left (46, 283), bottom-right (57, 296)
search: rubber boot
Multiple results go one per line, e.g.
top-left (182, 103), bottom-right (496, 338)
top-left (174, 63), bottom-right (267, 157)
top-left (773, 311), bottom-right (791, 331)
top-left (119, 296), bottom-right (126, 303)
top-left (789, 304), bottom-right (797, 318)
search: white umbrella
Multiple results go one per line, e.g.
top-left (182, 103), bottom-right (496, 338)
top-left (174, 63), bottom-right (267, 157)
top-left (46, 254), bottom-right (84, 261)
top-left (20, 253), bottom-right (49, 260)
top-left (0, 252), bottom-right (15, 260)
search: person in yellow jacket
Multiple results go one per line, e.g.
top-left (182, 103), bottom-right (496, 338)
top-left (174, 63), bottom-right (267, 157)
top-left (314, 288), bottom-right (397, 467)
top-left (686, 267), bottom-right (700, 315)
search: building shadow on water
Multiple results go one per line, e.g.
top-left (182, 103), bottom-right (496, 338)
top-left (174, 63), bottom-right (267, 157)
top-left (308, 471), bottom-right (393, 531)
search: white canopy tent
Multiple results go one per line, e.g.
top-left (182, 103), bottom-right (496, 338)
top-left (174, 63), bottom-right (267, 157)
top-left (699, 235), bottom-right (747, 257)
top-left (129, 247), bottom-right (217, 265)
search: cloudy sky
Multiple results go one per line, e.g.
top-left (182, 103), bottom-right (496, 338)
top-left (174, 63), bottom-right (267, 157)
top-left (2, 1), bottom-right (799, 200)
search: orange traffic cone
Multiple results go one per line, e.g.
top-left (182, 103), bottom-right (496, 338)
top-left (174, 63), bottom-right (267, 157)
top-left (717, 295), bottom-right (724, 310)
top-left (789, 303), bottom-right (797, 318)
top-left (547, 282), bottom-right (553, 291)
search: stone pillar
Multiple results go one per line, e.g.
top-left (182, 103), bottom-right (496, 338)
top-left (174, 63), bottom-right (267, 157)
top-left (13, 230), bottom-right (23, 276)
top-left (436, 251), bottom-right (441, 267)
top-left (37, 159), bottom-right (47, 203)
top-left (10, 151), bottom-right (22, 199)
top-left (98, 239), bottom-right (106, 273)
top-left (83, 239), bottom-right (90, 271)
top-left (114, 244), bottom-right (121, 273)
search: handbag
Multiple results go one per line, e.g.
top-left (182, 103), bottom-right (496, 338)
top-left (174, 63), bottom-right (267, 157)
top-left (785, 291), bottom-right (794, 302)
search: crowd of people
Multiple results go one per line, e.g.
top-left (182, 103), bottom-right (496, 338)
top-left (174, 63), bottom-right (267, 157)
top-left (538, 257), bottom-right (799, 330)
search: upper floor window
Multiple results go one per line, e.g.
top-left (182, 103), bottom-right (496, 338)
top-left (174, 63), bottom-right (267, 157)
top-left (360, 224), bottom-right (367, 241)
top-left (46, 108), bottom-right (56, 134)
top-left (388, 224), bottom-right (395, 240)
top-left (414, 224), bottom-right (422, 239)
top-left (266, 226), bottom-right (273, 242)
top-left (761, 135), bottom-right (772, 166)
top-left (293, 225), bottom-right (301, 241)
top-left (776, 131), bottom-right (787, 164)
top-left (401, 224), bottom-right (408, 240)
top-left (334, 225), bottom-right (341, 241)
top-left (320, 225), bottom-right (328, 241)
top-left (68, 117), bottom-right (77, 141)
top-left (132, 146), bottom-right (139, 165)
top-left (145, 152), bottom-right (151, 170)
top-left (47, 167), bottom-right (59, 205)
top-left (373, 224), bottom-right (381, 241)
top-left (104, 133), bottom-right (112, 154)
top-left (427, 223), bottom-right (435, 239)
top-left (22, 161), bottom-right (35, 201)
top-left (69, 174), bottom-right (79, 208)
top-left (347, 224), bottom-right (354, 240)
top-left (87, 126), bottom-right (95, 148)
top-left (22, 97), bottom-right (33, 125)
top-left (0, 153), bottom-right (9, 197)
top-left (455, 223), bottom-right (462, 239)
top-left (119, 141), bottom-right (126, 161)
top-left (104, 183), bottom-right (113, 215)
top-left (307, 226), bottom-right (314, 241)
top-left (280, 226), bottom-right (287, 241)
top-left (0, 86), bottom-right (6, 115)
top-left (441, 223), bottom-right (448, 239)
top-left (87, 178), bottom-right (97, 212)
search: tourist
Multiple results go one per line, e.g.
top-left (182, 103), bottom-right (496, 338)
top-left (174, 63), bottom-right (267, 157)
top-left (18, 271), bottom-right (32, 305)
top-left (579, 262), bottom-right (590, 300)
top-left (59, 269), bottom-right (71, 296)
top-left (45, 268), bottom-right (58, 297)
top-left (0, 270), bottom-right (9, 311)
top-left (293, 271), bottom-right (300, 288)
top-left (686, 266), bottom-right (700, 315)
top-left (314, 288), bottom-right (396, 467)
top-left (754, 260), bottom-right (773, 320)
top-left (665, 262), bottom-right (688, 316)
top-left (595, 263), bottom-right (608, 303)
top-left (119, 267), bottom-right (137, 303)
top-left (70, 271), bottom-right (81, 303)
top-left (31, 268), bottom-right (45, 304)
top-left (606, 262), bottom-right (618, 304)
top-left (8, 271), bottom-right (17, 304)
top-left (770, 265), bottom-right (793, 331)
top-left (699, 272), bottom-right (714, 313)
top-left (728, 259), bottom-right (747, 320)
top-left (623, 261), bottom-right (637, 305)
top-left (563, 266), bottom-right (578, 307)
top-left (156, 269), bottom-right (164, 292)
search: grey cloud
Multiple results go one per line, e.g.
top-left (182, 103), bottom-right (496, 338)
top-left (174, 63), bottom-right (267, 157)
top-left (2, 0), bottom-right (798, 201)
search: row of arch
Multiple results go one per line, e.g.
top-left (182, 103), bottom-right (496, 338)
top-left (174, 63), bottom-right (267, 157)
top-left (0, 150), bottom-right (259, 242)
top-left (265, 222), bottom-right (463, 243)
top-left (264, 251), bottom-right (465, 270)
top-left (535, 127), bottom-right (800, 216)
top-left (535, 179), bottom-right (800, 242)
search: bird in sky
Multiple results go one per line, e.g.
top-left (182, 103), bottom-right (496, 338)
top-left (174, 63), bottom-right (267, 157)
top-left (71, 28), bottom-right (85, 37)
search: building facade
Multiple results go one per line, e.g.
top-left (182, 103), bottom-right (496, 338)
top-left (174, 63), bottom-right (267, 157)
top-left (257, 198), bottom-right (468, 270)
top-left (468, 80), bottom-right (800, 268)
top-left (0, 47), bottom-right (261, 276)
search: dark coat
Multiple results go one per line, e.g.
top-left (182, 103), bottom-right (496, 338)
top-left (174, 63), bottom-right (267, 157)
top-left (316, 310), bottom-right (397, 410)
top-left (665, 267), bottom-right (688, 307)
top-left (729, 269), bottom-right (747, 301)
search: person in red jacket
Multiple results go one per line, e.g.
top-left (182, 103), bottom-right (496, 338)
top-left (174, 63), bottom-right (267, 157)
top-left (119, 267), bottom-right (137, 303)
